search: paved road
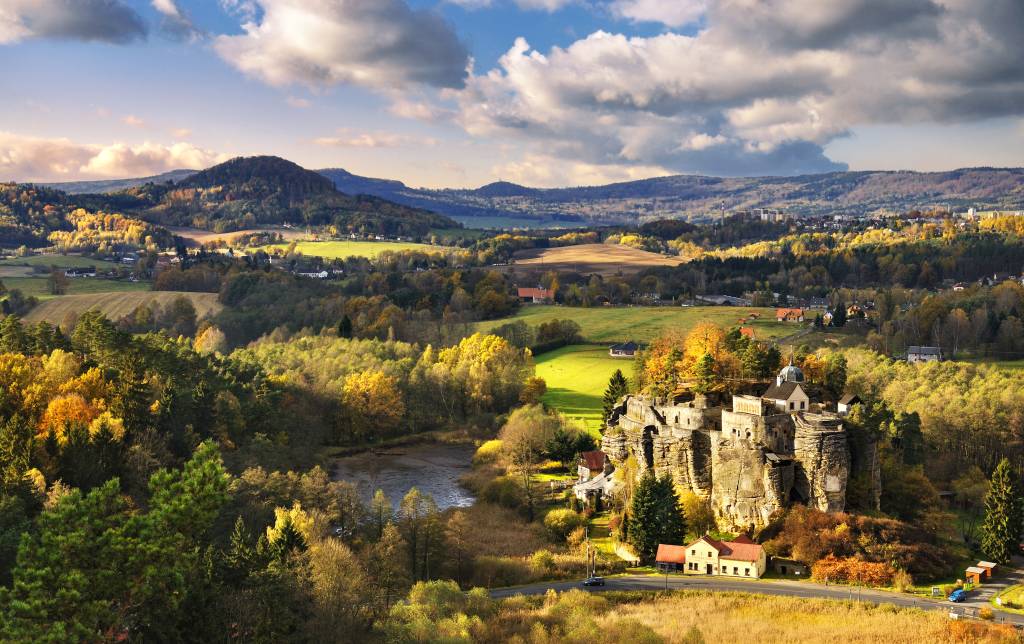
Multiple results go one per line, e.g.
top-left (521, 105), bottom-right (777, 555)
top-left (491, 574), bottom-right (1024, 626)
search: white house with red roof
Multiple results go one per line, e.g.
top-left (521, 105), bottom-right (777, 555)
top-left (671, 534), bottom-right (767, 578)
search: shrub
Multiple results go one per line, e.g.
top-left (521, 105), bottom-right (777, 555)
top-left (473, 439), bottom-right (503, 465)
top-left (480, 476), bottom-right (525, 510)
top-left (470, 556), bottom-right (533, 588)
top-left (892, 568), bottom-right (914, 592)
top-left (979, 607), bottom-right (994, 620)
top-left (566, 526), bottom-right (587, 553)
top-left (530, 549), bottom-right (556, 574)
top-left (544, 508), bottom-right (587, 540)
top-left (810, 555), bottom-right (896, 587)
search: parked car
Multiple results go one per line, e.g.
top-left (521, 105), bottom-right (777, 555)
top-left (948, 589), bottom-right (967, 602)
top-left (582, 577), bottom-right (605, 587)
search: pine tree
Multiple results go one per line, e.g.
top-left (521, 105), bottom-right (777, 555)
top-left (0, 315), bottom-right (27, 354)
top-left (693, 351), bottom-right (716, 394)
top-left (602, 369), bottom-right (629, 426)
top-left (626, 470), bottom-right (686, 563)
top-left (338, 314), bottom-right (353, 339)
top-left (980, 459), bottom-right (1021, 564)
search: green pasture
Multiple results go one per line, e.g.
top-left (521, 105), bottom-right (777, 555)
top-left (0, 254), bottom-right (122, 270)
top-left (253, 239), bottom-right (439, 259)
top-left (478, 305), bottom-right (795, 344)
top-left (535, 344), bottom-right (631, 435)
top-left (0, 276), bottom-right (151, 301)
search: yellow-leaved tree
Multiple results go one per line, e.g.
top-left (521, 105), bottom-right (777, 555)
top-left (342, 370), bottom-right (405, 441)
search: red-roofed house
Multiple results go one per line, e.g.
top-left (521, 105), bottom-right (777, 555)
top-left (776, 308), bottom-right (805, 322)
top-left (577, 451), bottom-right (607, 481)
top-left (680, 535), bottom-right (766, 578)
top-left (656, 544), bottom-right (688, 572)
top-left (517, 287), bottom-right (553, 304)
top-left (739, 326), bottom-right (756, 339)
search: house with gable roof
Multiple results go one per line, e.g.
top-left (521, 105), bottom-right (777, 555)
top-left (676, 534), bottom-right (767, 578)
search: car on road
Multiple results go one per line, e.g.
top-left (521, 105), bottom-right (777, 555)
top-left (582, 577), bottom-right (605, 587)
top-left (948, 589), bottom-right (967, 602)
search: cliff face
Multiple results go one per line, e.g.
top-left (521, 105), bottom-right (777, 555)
top-left (603, 394), bottom-right (865, 531)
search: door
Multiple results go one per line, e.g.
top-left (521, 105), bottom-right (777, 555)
top-left (706, 564), bottom-right (713, 575)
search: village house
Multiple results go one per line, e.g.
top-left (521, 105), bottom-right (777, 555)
top-left (517, 287), bottom-right (553, 304)
top-left (572, 451), bottom-right (614, 506)
top-left (907, 346), bottom-right (943, 363)
top-left (668, 535), bottom-right (766, 578)
top-left (776, 308), bottom-right (804, 322)
top-left (64, 266), bottom-right (97, 278)
top-left (609, 341), bottom-right (638, 358)
top-left (837, 393), bottom-right (862, 416)
top-left (762, 363), bottom-right (810, 412)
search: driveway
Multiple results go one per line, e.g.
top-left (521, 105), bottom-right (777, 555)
top-left (490, 573), bottom-right (1024, 626)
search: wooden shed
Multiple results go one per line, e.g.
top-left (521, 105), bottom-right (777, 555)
top-left (965, 566), bottom-right (986, 585)
top-left (977, 561), bottom-right (997, 579)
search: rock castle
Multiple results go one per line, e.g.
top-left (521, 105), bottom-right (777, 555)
top-left (601, 362), bottom-right (872, 531)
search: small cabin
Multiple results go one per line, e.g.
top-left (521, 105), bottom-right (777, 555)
top-left (977, 561), bottom-right (997, 579)
top-left (517, 287), bottom-right (553, 304)
top-left (609, 342), bottom-right (638, 358)
top-left (837, 393), bottom-right (861, 415)
top-left (907, 346), bottom-right (943, 363)
top-left (965, 566), bottom-right (986, 585)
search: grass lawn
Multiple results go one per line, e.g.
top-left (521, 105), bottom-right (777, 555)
top-left (992, 585), bottom-right (1024, 613)
top-left (254, 239), bottom-right (439, 259)
top-left (2, 277), bottom-right (152, 301)
top-left (589, 512), bottom-right (618, 557)
top-left (478, 305), bottom-right (796, 345)
top-left (0, 254), bottom-right (122, 270)
top-left (961, 357), bottom-right (1024, 372)
top-left (535, 344), bottom-right (630, 434)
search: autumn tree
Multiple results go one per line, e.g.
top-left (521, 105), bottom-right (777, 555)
top-left (980, 459), bottom-right (1022, 564)
top-left (342, 370), bottom-right (404, 441)
top-left (499, 405), bottom-right (560, 521)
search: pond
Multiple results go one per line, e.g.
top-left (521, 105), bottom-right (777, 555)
top-left (332, 442), bottom-right (476, 511)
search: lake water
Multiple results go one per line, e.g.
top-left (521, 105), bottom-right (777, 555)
top-left (332, 442), bottom-right (476, 511)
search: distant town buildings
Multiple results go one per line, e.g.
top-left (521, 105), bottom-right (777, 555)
top-left (907, 346), bottom-right (943, 363)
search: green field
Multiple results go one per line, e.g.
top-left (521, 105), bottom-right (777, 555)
top-left (1, 277), bottom-right (151, 301)
top-left (0, 254), bottom-right (122, 270)
top-left (535, 344), bottom-right (631, 434)
top-left (478, 305), bottom-right (795, 344)
top-left (254, 239), bottom-right (439, 259)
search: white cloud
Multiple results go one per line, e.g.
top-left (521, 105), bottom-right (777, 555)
top-left (122, 115), bottom-right (146, 128)
top-left (609, 0), bottom-right (706, 27)
top-left (454, 0), bottom-right (1024, 177)
top-left (213, 0), bottom-right (469, 90)
top-left (388, 97), bottom-right (455, 122)
top-left (514, 0), bottom-right (575, 10)
top-left (0, 132), bottom-right (228, 181)
top-left (286, 96), bottom-right (311, 108)
top-left (151, 0), bottom-right (201, 40)
top-left (0, 0), bottom-right (147, 44)
top-left (313, 129), bottom-right (438, 148)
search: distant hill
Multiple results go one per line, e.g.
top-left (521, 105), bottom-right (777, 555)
top-left (73, 156), bottom-right (460, 237)
top-left (318, 167), bottom-right (1024, 226)
top-left (43, 169), bottom-right (197, 194)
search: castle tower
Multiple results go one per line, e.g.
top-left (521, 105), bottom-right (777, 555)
top-left (792, 412), bottom-right (849, 513)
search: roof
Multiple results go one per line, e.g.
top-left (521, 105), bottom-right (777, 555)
top-left (839, 393), bottom-right (861, 405)
top-left (776, 308), bottom-right (803, 318)
top-left (977, 561), bottom-right (997, 569)
top-left (517, 287), bottom-right (552, 299)
top-left (907, 346), bottom-right (942, 355)
top-left (610, 341), bottom-right (638, 352)
top-left (739, 327), bottom-right (756, 338)
top-left (966, 566), bottom-right (986, 574)
top-left (581, 451), bottom-right (606, 471)
top-left (763, 381), bottom-right (804, 401)
top-left (688, 535), bottom-right (763, 562)
top-left (656, 544), bottom-right (687, 565)
top-left (731, 534), bottom-right (755, 544)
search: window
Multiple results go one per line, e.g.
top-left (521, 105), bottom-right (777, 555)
top-left (692, 549), bottom-right (696, 556)
top-left (789, 401), bottom-right (795, 410)
top-left (745, 569), bottom-right (750, 576)
top-left (734, 566), bottom-right (739, 575)
top-left (800, 401), bottom-right (806, 410)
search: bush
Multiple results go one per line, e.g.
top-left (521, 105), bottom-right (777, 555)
top-left (892, 568), bottom-right (914, 592)
top-left (979, 607), bottom-right (994, 620)
top-left (811, 555), bottom-right (896, 587)
top-left (531, 549), bottom-right (556, 574)
top-left (473, 439), bottom-right (503, 465)
top-left (470, 556), bottom-right (533, 588)
top-left (544, 508), bottom-right (587, 541)
top-left (480, 476), bottom-right (525, 510)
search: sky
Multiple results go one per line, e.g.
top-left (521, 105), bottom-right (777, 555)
top-left (1, 0), bottom-right (1023, 189)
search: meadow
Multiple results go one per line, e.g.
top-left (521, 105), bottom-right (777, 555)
top-left (254, 239), bottom-right (439, 259)
top-left (1, 276), bottom-right (151, 301)
top-left (477, 305), bottom-right (794, 344)
top-left (511, 243), bottom-right (685, 276)
top-left (535, 344), bottom-right (630, 434)
top-left (23, 291), bottom-right (223, 325)
top-left (0, 254), bottom-right (123, 270)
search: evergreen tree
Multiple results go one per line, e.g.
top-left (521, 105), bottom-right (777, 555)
top-left (0, 315), bottom-right (27, 354)
top-left (338, 314), bottom-right (353, 339)
top-left (831, 300), bottom-right (847, 327)
top-left (980, 459), bottom-right (1021, 564)
top-left (626, 470), bottom-right (686, 563)
top-left (602, 369), bottom-right (629, 426)
top-left (823, 353), bottom-right (848, 400)
top-left (693, 351), bottom-right (716, 394)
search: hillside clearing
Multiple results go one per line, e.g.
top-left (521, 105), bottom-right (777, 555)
top-left (254, 239), bottom-right (439, 259)
top-left (535, 344), bottom-right (628, 434)
top-left (511, 243), bottom-right (685, 275)
top-left (2, 277), bottom-right (152, 301)
top-left (24, 291), bottom-right (223, 325)
top-left (0, 254), bottom-right (122, 270)
top-left (168, 226), bottom-right (306, 245)
top-left (476, 305), bottom-right (794, 344)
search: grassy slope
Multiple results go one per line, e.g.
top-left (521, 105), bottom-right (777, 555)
top-left (0, 255), bottom-right (122, 269)
top-left (23, 291), bottom-right (223, 324)
top-left (535, 345), bottom-right (630, 434)
top-left (478, 305), bottom-right (794, 344)
top-left (255, 239), bottom-right (438, 259)
top-left (2, 277), bottom-right (152, 301)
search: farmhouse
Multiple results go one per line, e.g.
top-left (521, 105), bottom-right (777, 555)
top-left (572, 451), bottom-right (614, 506)
top-left (907, 346), bottom-right (943, 363)
top-left (838, 393), bottom-right (861, 415)
top-left (776, 308), bottom-right (804, 322)
top-left (517, 287), bottom-right (552, 304)
top-left (677, 535), bottom-right (766, 578)
top-left (609, 341), bottom-right (638, 358)
top-left (655, 544), bottom-right (688, 572)
top-left (64, 267), bottom-right (97, 278)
